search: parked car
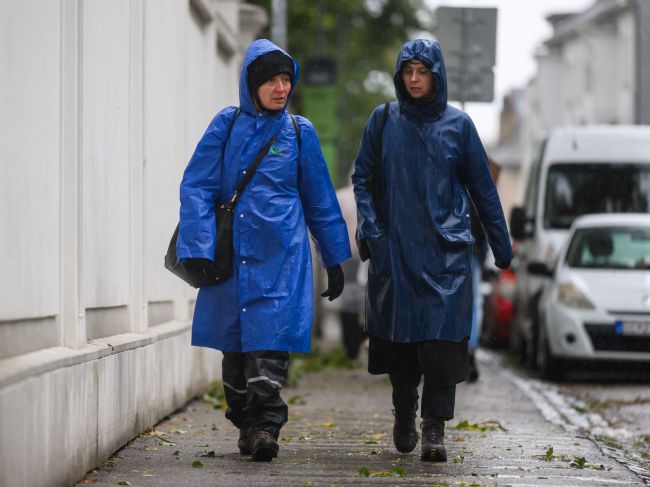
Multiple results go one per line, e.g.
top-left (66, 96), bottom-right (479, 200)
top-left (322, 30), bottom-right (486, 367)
top-left (528, 213), bottom-right (650, 380)
top-left (509, 125), bottom-right (650, 367)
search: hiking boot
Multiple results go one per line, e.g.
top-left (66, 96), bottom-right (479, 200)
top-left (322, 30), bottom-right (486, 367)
top-left (250, 430), bottom-right (279, 461)
top-left (392, 410), bottom-right (419, 453)
top-left (238, 428), bottom-right (251, 455)
top-left (421, 417), bottom-right (447, 462)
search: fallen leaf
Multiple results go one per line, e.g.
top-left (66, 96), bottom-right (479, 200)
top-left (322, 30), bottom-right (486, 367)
top-left (545, 446), bottom-right (554, 461)
top-left (288, 395), bottom-right (307, 405)
top-left (321, 422), bottom-right (336, 428)
top-left (192, 460), bottom-right (204, 468)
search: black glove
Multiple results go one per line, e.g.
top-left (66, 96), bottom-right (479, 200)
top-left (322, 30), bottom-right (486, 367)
top-left (357, 238), bottom-right (370, 262)
top-left (321, 264), bottom-right (344, 301)
top-left (495, 259), bottom-right (511, 270)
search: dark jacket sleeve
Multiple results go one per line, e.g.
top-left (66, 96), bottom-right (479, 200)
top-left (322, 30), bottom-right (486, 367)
top-left (297, 117), bottom-right (352, 268)
top-left (461, 117), bottom-right (513, 263)
top-left (351, 105), bottom-right (387, 240)
top-left (176, 106), bottom-right (238, 260)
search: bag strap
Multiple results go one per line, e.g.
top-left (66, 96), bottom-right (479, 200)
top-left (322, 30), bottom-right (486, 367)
top-left (223, 113), bottom-right (299, 209)
top-left (223, 134), bottom-right (277, 208)
top-left (290, 114), bottom-right (301, 154)
top-left (371, 102), bottom-right (390, 200)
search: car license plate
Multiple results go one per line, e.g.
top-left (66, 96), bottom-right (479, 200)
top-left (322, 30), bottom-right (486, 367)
top-left (615, 320), bottom-right (650, 336)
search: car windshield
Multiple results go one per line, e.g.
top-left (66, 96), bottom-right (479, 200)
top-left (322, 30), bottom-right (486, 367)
top-left (544, 164), bottom-right (650, 229)
top-left (565, 227), bottom-right (650, 269)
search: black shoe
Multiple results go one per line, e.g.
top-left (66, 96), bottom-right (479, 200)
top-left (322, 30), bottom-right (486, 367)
top-left (421, 417), bottom-right (447, 462)
top-left (238, 428), bottom-right (251, 455)
top-left (468, 351), bottom-right (479, 382)
top-left (392, 409), bottom-right (418, 453)
top-left (251, 431), bottom-right (279, 462)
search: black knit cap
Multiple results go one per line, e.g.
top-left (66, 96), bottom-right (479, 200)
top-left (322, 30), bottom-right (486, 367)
top-left (247, 51), bottom-right (294, 95)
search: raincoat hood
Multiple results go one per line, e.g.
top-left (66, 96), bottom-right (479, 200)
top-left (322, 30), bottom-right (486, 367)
top-left (393, 39), bottom-right (448, 120)
top-left (239, 39), bottom-right (300, 115)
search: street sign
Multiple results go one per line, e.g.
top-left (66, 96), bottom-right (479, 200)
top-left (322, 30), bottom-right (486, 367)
top-left (435, 7), bottom-right (497, 103)
top-left (446, 69), bottom-right (495, 103)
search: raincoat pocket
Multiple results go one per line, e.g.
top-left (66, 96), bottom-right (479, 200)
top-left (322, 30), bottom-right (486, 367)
top-left (437, 226), bottom-right (474, 245)
top-left (367, 233), bottom-right (391, 276)
top-left (436, 226), bottom-right (473, 274)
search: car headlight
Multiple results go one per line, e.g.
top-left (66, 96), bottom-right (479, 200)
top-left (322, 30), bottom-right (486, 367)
top-left (557, 282), bottom-right (595, 309)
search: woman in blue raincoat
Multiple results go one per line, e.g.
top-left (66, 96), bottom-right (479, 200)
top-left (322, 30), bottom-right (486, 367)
top-left (352, 39), bottom-right (512, 462)
top-left (177, 39), bottom-right (351, 461)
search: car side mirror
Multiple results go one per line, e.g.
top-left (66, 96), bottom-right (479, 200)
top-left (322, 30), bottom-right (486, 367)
top-left (510, 206), bottom-right (533, 240)
top-left (527, 261), bottom-right (554, 277)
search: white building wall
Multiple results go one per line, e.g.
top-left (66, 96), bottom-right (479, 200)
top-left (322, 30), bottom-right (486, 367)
top-left (0, 1), bottom-right (61, 345)
top-left (526, 2), bottom-right (636, 153)
top-left (0, 1), bottom-right (266, 485)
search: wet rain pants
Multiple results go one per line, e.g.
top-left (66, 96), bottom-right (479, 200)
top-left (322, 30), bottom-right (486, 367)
top-left (222, 351), bottom-right (289, 438)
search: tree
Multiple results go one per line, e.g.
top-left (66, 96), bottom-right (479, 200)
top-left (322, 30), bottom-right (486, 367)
top-left (249, 0), bottom-right (430, 186)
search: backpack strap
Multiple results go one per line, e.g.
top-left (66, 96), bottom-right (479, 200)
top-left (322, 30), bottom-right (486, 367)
top-left (290, 114), bottom-right (301, 154)
top-left (371, 102), bottom-right (390, 203)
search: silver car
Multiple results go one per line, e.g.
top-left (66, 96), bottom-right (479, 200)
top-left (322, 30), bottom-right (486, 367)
top-left (529, 213), bottom-right (650, 380)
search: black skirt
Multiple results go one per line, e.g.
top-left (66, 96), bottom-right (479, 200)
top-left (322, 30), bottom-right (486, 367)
top-left (367, 335), bottom-right (469, 387)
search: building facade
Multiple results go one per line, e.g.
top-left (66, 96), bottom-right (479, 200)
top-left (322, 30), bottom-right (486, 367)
top-left (526, 0), bottom-right (650, 147)
top-left (0, 1), bottom-right (265, 485)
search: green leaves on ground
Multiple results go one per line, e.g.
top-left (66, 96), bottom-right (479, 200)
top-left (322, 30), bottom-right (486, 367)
top-left (203, 381), bottom-right (227, 409)
top-left (191, 460), bottom-right (204, 468)
top-left (288, 347), bottom-right (359, 386)
top-left (539, 447), bottom-right (605, 470)
top-left (454, 420), bottom-right (508, 432)
top-left (545, 446), bottom-right (554, 460)
top-left (288, 394), bottom-right (308, 405)
top-left (570, 456), bottom-right (587, 469)
top-left (357, 466), bottom-right (405, 477)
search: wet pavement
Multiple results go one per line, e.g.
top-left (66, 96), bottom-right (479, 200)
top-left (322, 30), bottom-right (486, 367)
top-left (77, 348), bottom-right (648, 486)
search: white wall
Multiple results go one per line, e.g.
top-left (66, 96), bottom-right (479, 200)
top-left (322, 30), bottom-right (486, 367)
top-left (0, 0), bottom-right (61, 328)
top-left (0, 0), bottom-right (265, 485)
top-left (528, 5), bottom-right (636, 142)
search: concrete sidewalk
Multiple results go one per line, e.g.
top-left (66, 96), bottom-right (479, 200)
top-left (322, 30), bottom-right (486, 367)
top-left (78, 350), bottom-right (644, 486)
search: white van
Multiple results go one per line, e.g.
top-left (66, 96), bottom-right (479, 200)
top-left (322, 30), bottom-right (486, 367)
top-left (509, 125), bottom-right (650, 367)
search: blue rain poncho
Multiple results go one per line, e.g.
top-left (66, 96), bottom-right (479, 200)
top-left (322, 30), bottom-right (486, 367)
top-left (177, 39), bottom-right (351, 352)
top-left (353, 39), bottom-right (512, 343)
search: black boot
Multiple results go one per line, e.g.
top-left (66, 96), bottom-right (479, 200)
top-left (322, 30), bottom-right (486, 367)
top-left (238, 428), bottom-right (251, 455)
top-left (251, 430), bottom-right (279, 461)
top-left (390, 377), bottom-right (419, 453)
top-left (392, 410), bottom-right (418, 453)
top-left (421, 417), bottom-right (447, 462)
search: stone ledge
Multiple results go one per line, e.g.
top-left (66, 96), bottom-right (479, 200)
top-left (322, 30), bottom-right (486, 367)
top-left (0, 320), bottom-right (190, 389)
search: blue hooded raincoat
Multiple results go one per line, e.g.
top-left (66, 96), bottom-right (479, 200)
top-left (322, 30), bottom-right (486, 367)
top-left (177, 39), bottom-right (351, 353)
top-left (352, 39), bottom-right (512, 343)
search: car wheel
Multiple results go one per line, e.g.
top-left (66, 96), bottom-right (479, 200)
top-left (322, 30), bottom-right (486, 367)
top-left (537, 322), bottom-right (564, 381)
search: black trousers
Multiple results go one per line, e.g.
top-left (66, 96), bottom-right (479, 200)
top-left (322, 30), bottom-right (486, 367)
top-left (389, 372), bottom-right (456, 420)
top-left (368, 336), bottom-right (468, 420)
top-left (222, 350), bottom-right (289, 438)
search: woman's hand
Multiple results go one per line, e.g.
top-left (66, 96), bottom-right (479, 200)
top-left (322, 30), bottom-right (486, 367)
top-left (321, 264), bottom-right (344, 301)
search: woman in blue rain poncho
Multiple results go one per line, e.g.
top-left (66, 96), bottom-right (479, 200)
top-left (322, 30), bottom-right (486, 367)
top-left (176, 39), bottom-right (351, 462)
top-left (353, 39), bottom-right (512, 462)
